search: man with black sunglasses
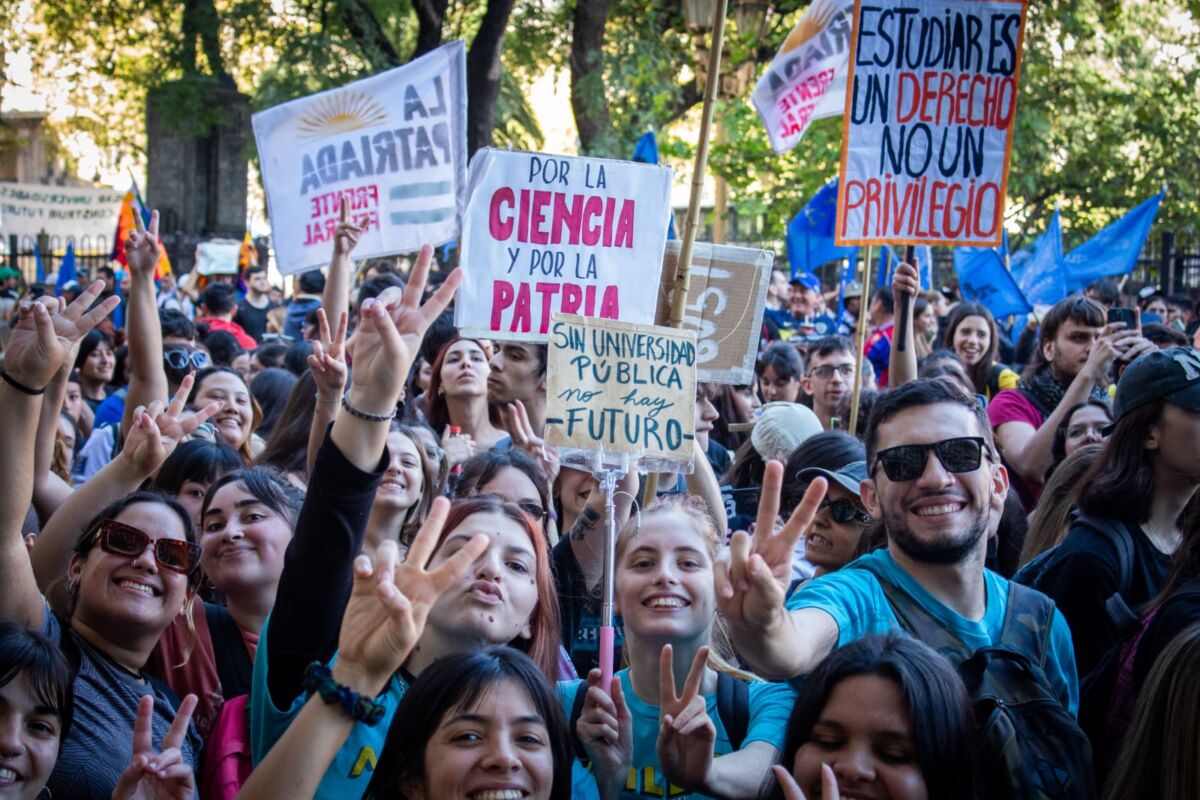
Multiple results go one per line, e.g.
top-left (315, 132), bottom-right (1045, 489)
top-left (717, 380), bottom-right (1080, 721)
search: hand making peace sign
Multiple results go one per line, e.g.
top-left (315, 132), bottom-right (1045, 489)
top-left (657, 644), bottom-right (716, 793)
top-left (5, 282), bottom-right (121, 391)
top-left (111, 694), bottom-right (199, 800)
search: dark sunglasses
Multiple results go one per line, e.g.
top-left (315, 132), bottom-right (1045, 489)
top-left (818, 497), bottom-right (872, 525)
top-left (164, 349), bottom-right (210, 371)
top-left (873, 437), bottom-right (988, 483)
top-left (94, 520), bottom-right (202, 575)
top-left (515, 500), bottom-right (549, 525)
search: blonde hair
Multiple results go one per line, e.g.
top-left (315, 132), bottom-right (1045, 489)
top-left (1019, 444), bottom-right (1101, 567)
top-left (1105, 623), bottom-right (1200, 800)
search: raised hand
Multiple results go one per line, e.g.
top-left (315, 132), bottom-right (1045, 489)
top-left (440, 425), bottom-right (477, 467)
top-left (657, 645), bottom-right (716, 792)
top-left (390, 245), bottom-right (461, 370)
top-left (122, 374), bottom-right (220, 477)
top-left (505, 399), bottom-right (560, 484)
top-left (125, 209), bottom-right (162, 279)
top-left (715, 461), bottom-right (827, 631)
top-left (577, 668), bottom-right (632, 797)
top-left (332, 196), bottom-right (364, 258)
top-left (111, 694), bottom-right (198, 800)
top-left (309, 308), bottom-right (349, 403)
top-left (891, 261), bottom-right (920, 306)
top-left (333, 497), bottom-right (489, 695)
top-left (5, 282), bottom-right (120, 391)
top-left (771, 763), bottom-right (839, 800)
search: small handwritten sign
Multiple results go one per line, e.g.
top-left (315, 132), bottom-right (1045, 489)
top-left (545, 314), bottom-right (696, 463)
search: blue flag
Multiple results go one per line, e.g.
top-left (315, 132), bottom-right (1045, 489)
top-left (877, 244), bottom-right (932, 290)
top-left (836, 257), bottom-right (854, 325)
top-left (1010, 209), bottom-right (1067, 306)
top-left (1064, 192), bottom-right (1163, 291)
top-left (631, 130), bottom-right (676, 240)
top-left (787, 178), bottom-right (858, 274)
top-left (55, 244), bottom-right (76, 296)
top-left (33, 242), bottom-right (46, 284)
top-left (954, 234), bottom-right (1031, 318)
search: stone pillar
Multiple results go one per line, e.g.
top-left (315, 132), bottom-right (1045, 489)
top-left (146, 81), bottom-right (250, 273)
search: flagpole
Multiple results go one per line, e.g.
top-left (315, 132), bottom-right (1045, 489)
top-left (894, 245), bottom-right (914, 353)
top-left (642, 0), bottom-right (728, 505)
top-left (849, 246), bottom-right (873, 437)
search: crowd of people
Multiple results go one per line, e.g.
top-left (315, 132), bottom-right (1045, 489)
top-left (1, 202), bottom-right (1199, 800)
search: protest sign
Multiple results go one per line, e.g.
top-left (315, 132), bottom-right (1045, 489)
top-left (835, 0), bottom-right (1028, 247)
top-left (655, 240), bottom-right (772, 384)
top-left (195, 240), bottom-right (243, 276)
top-left (0, 183), bottom-right (123, 249)
top-left (545, 314), bottom-right (696, 467)
top-left (253, 41), bottom-right (467, 275)
top-left (752, 0), bottom-right (855, 154)
top-left (455, 148), bottom-right (673, 341)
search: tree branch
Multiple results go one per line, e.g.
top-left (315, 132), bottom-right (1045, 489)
top-left (466, 0), bottom-right (516, 155)
top-left (335, 0), bottom-right (402, 70)
top-left (569, 0), bottom-right (615, 154)
top-left (411, 0), bottom-right (448, 59)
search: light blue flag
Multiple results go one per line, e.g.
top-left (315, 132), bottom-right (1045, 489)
top-left (877, 244), bottom-right (932, 290)
top-left (33, 242), bottom-right (46, 284)
top-left (954, 233), bottom-right (1031, 318)
top-left (1010, 209), bottom-right (1067, 305)
top-left (1064, 192), bottom-right (1163, 291)
top-left (787, 178), bottom-right (858, 274)
top-left (55, 244), bottom-right (76, 296)
top-left (631, 130), bottom-right (676, 240)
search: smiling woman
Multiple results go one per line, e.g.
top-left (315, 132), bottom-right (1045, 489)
top-left (189, 367), bottom-right (262, 463)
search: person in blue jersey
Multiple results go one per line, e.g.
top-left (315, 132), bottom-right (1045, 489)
top-left (566, 497), bottom-right (794, 800)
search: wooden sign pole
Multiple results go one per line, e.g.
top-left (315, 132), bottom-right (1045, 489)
top-left (849, 245), bottom-right (873, 437)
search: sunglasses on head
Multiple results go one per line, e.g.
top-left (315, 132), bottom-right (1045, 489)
top-left (164, 349), bottom-right (210, 371)
top-left (515, 499), bottom-right (549, 525)
top-left (94, 520), bottom-right (202, 575)
top-left (818, 497), bottom-right (872, 526)
top-left (872, 437), bottom-right (988, 483)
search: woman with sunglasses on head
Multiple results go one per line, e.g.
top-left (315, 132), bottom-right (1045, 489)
top-left (453, 447), bottom-right (553, 536)
top-left (0, 282), bottom-right (208, 795)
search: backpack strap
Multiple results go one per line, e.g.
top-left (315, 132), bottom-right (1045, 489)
top-left (1073, 513), bottom-right (1139, 634)
top-left (853, 559), bottom-right (968, 657)
top-left (997, 580), bottom-right (1057, 669)
top-left (568, 681), bottom-right (589, 761)
top-left (716, 672), bottom-right (750, 752)
top-left (205, 603), bottom-right (253, 697)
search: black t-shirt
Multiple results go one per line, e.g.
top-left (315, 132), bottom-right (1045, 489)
top-left (1035, 517), bottom-right (1172, 677)
top-left (234, 298), bottom-right (279, 344)
top-left (1133, 579), bottom-right (1200, 693)
top-left (551, 537), bottom-right (624, 678)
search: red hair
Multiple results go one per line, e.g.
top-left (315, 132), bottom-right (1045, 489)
top-left (422, 337), bottom-right (504, 434)
top-left (437, 497), bottom-right (561, 680)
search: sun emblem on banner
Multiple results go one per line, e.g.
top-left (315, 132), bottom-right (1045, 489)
top-left (296, 90), bottom-right (388, 140)
top-left (781, 0), bottom-right (842, 54)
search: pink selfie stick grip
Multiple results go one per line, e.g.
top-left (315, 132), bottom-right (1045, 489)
top-left (599, 626), bottom-right (615, 696)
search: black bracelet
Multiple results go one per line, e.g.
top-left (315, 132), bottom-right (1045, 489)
top-left (302, 661), bottom-right (386, 726)
top-left (340, 393), bottom-right (396, 422)
top-left (0, 371), bottom-right (46, 396)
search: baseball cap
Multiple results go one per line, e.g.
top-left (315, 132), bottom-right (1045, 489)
top-left (1111, 346), bottom-right (1200, 422)
top-left (794, 460), bottom-right (869, 496)
top-left (790, 272), bottom-right (821, 293)
top-left (751, 402), bottom-right (823, 462)
top-left (842, 281), bottom-right (863, 300)
top-left (0, 267), bottom-right (20, 281)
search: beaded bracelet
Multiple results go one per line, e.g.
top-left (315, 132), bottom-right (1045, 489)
top-left (340, 393), bottom-right (396, 422)
top-left (302, 661), bottom-right (386, 726)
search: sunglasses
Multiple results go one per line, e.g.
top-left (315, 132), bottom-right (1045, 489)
top-left (94, 520), bottom-right (202, 575)
top-left (873, 437), bottom-right (988, 483)
top-left (164, 349), bottom-right (210, 371)
top-left (818, 497), bottom-right (872, 525)
top-left (515, 500), bottom-right (549, 525)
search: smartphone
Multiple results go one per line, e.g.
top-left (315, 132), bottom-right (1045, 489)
top-left (1107, 307), bottom-right (1136, 329)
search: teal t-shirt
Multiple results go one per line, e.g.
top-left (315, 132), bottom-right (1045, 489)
top-left (250, 615), bottom-right (409, 799)
top-left (786, 548), bottom-right (1080, 715)
top-left (558, 667), bottom-right (795, 799)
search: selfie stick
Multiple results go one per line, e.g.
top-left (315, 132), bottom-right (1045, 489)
top-left (598, 453), bottom-right (629, 696)
top-left (894, 245), bottom-right (916, 353)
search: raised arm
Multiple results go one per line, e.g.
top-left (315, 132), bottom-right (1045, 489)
top-left (888, 261), bottom-right (920, 389)
top-left (320, 197), bottom-right (363, 338)
top-left (121, 209), bottom-right (170, 438)
top-left (684, 441), bottom-right (727, 540)
top-left (306, 308), bottom-right (347, 480)
top-left (31, 363), bottom-right (75, 521)
top-left (0, 285), bottom-right (119, 628)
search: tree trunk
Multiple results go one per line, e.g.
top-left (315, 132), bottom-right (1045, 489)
top-left (569, 0), bottom-right (615, 155)
top-left (466, 0), bottom-right (516, 156)
top-left (411, 0), bottom-right (449, 59)
top-left (335, 0), bottom-right (402, 71)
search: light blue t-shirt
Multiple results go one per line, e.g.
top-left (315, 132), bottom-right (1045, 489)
top-left (786, 549), bottom-right (1080, 715)
top-left (558, 668), bottom-right (795, 799)
top-left (249, 615), bottom-right (409, 799)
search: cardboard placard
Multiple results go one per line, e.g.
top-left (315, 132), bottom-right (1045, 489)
top-left (545, 314), bottom-right (696, 465)
top-left (194, 240), bottom-right (243, 275)
top-left (655, 241), bottom-right (773, 385)
top-left (835, 0), bottom-right (1029, 247)
top-left (454, 149), bottom-right (673, 342)
top-left (253, 42), bottom-right (467, 275)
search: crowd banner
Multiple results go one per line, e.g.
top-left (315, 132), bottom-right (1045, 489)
top-left (545, 313), bottom-right (696, 471)
top-left (655, 240), bottom-right (772, 385)
top-left (195, 240), bottom-right (244, 276)
top-left (0, 183), bottom-right (124, 247)
top-left (455, 149), bottom-right (673, 342)
top-left (752, 0), bottom-right (856, 154)
top-left (253, 41), bottom-right (467, 275)
top-left (835, 0), bottom-right (1029, 247)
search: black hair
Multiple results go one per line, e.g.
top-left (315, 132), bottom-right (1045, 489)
top-left (152, 439), bottom-right (243, 496)
top-left (721, 437), bottom-right (767, 490)
top-left (1025, 295), bottom-right (1106, 379)
top-left (364, 646), bottom-right (572, 800)
top-left (159, 309), bottom-right (196, 342)
top-left (74, 491), bottom-right (199, 590)
top-left (419, 310), bottom-right (459, 367)
top-left (767, 635), bottom-right (977, 800)
top-left (252, 342), bottom-right (289, 371)
top-left (807, 335), bottom-right (854, 360)
top-left (1077, 399), bottom-right (1168, 525)
top-left (1048, 399), bottom-right (1112, 477)
top-left (283, 341), bottom-right (314, 376)
top-left (255, 371), bottom-right (318, 478)
top-left (358, 274), bottom-right (405, 309)
top-left (250, 368), bottom-right (299, 438)
top-left (942, 302), bottom-right (1001, 396)
top-left (756, 341), bottom-right (805, 382)
top-left (832, 388), bottom-right (880, 443)
top-left (1085, 277), bottom-right (1121, 307)
top-left (1142, 323), bottom-right (1188, 348)
top-left (871, 286), bottom-right (895, 315)
top-left (201, 329), bottom-right (243, 367)
top-left (452, 448), bottom-right (551, 520)
top-left (110, 344), bottom-right (130, 389)
top-left (74, 328), bottom-right (113, 371)
top-left (201, 467), bottom-right (304, 529)
top-left (0, 619), bottom-right (74, 740)
top-left (781, 431), bottom-right (865, 514)
top-left (864, 379), bottom-right (993, 465)
top-left (243, 263), bottom-right (268, 279)
top-left (297, 269), bottom-right (326, 295)
top-left (200, 282), bottom-right (237, 316)
top-left (188, 366), bottom-right (249, 404)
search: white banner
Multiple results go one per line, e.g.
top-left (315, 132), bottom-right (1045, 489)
top-left (454, 148), bottom-right (673, 342)
top-left (0, 183), bottom-right (123, 249)
top-left (751, 0), bottom-right (855, 154)
top-left (253, 41), bottom-right (468, 275)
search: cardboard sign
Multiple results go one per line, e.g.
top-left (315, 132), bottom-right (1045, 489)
top-left (0, 183), bottom-right (124, 248)
top-left (545, 314), bottom-right (696, 464)
top-left (195, 240), bottom-right (243, 275)
top-left (253, 42), bottom-right (467, 275)
top-left (835, 0), bottom-right (1028, 247)
top-left (751, 0), bottom-right (855, 154)
top-left (454, 149), bottom-right (673, 342)
top-left (655, 241), bottom-right (773, 385)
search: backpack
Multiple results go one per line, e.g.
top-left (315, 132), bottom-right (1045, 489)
top-left (854, 561), bottom-right (1096, 800)
top-left (568, 671), bottom-right (750, 761)
top-left (200, 603), bottom-right (255, 800)
top-left (1013, 513), bottom-right (1140, 637)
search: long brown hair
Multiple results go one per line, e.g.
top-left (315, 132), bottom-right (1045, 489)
top-left (1020, 444), bottom-right (1103, 567)
top-left (421, 337), bottom-right (503, 434)
top-left (941, 302), bottom-right (999, 396)
top-left (1077, 401), bottom-right (1165, 524)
